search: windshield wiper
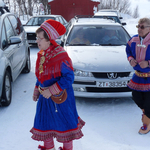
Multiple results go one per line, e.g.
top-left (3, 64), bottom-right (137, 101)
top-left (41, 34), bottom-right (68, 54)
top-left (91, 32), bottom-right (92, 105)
top-left (68, 44), bottom-right (88, 46)
top-left (104, 43), bottom-right (120, 46)
top-left (90, 43), bottom-right (99, 46)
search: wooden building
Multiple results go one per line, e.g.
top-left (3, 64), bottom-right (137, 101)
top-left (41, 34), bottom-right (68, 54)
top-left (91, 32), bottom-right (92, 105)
top-left (48, 0), bottom-right (100, 21)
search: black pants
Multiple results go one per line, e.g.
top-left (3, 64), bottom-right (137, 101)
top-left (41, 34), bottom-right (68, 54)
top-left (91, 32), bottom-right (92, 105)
top-left (132, 90), bottom-right (150, 118)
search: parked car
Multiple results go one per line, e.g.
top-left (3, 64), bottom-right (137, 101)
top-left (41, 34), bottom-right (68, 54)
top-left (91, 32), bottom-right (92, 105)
top-left (23, 15), bottom-right (68, 44)
top-left (0, 11), bottom-right (31, 106)
top-left (98, 9), bottom-right (122, 18)
top-left (58, 17), bottom-right (134, 98)
top-left (93, 11), bottom-right (126, 25)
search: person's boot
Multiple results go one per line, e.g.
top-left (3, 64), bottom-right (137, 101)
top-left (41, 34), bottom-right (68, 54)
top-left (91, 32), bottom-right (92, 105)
top-left (139, 114), bottom-right (150, 134)
top-left (38, 145), bottom-right (46, 150)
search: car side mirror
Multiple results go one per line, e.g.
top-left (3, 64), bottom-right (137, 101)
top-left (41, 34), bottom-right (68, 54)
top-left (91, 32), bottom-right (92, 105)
top-left (122, 22), bottom-right (126, 26)
top-left (119, 17), bottom-right (123, 19)
top-left (9, 36), bottom-right (21, 45)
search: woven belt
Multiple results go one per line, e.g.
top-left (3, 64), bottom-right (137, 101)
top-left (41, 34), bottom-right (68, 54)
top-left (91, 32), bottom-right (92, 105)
top-left (135, 71), bottom-right (150, 77)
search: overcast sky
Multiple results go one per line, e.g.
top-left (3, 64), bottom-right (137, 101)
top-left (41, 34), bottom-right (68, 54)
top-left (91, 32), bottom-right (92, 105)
top-left (131, 0), bottom-right (150, 17)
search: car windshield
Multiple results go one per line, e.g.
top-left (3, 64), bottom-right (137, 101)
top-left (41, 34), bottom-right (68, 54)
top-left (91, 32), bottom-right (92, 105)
top-left (66, 25), bottom-right (130, 46)
top-left (26, 17), bottom-right (55, 26)
top-left (93, 16), bottom-right (121, 24)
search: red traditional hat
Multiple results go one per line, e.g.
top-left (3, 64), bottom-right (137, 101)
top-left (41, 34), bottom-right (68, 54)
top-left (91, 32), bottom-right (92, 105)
top-left (40, 19), bottom-right (66, 46)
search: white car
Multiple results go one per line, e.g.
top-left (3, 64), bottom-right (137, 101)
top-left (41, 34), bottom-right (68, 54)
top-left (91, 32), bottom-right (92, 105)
top-left (98, 9), bottom-right (122, 18)
top-left (58, 17), bottom-right (133, 98)
top-left (23, 15), bottom-right (68, 44)
top-left (94, 11), bottom-right (126, 25)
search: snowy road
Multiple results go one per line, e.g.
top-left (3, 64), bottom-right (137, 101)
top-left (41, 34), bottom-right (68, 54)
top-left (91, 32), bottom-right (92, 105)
top-left (0, 46), bottom-right (150, 150)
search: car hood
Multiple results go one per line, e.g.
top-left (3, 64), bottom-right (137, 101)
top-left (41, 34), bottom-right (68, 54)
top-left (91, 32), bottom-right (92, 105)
top-left (23, 26), bottom-right (39, 33)
top-left (65, 45), bottom-right (133, 72)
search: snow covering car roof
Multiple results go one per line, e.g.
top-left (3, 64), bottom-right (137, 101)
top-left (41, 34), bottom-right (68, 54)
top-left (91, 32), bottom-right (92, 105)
top-left (94, 11), bottom-right (118, 16)
top-left (29, 14), bottom-right (62, 18)
top-left (98, 9), bottom-right (121, 17)
top-left (71, 17), bottom-right (121, 26)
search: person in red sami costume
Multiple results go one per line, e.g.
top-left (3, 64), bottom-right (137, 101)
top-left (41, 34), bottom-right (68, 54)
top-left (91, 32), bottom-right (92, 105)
top-left (30, 19), bottom-right (85, 150)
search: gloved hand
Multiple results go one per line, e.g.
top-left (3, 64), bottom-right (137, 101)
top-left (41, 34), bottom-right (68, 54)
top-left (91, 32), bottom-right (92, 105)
top-left (33, 86), bottom-right (40, 101)
top-left (42, 88), bottom-right (52, 99)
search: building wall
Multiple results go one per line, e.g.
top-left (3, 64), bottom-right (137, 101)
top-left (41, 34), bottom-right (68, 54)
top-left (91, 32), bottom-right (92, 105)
top-left (48, 0), bottom-right (100, 21)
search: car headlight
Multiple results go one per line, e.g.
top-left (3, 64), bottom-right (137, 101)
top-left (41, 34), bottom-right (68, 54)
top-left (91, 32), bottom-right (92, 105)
top-left (74, 69), bottom-right (93, 77)
top-left (129, 71), bottom-right (134, 77)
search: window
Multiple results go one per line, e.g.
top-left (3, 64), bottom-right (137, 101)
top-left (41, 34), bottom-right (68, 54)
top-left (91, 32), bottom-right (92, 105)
top-left (55, 17), bottom-right (60, 22)
top-left (8, 15), bottom-right (22, 35)
top-left (62, 17), bottom-right (68, 24)
top-left (33, 17), bottom-right (38, 25)
top-left (4, 17), bottom-right (15, 43)
top-left (59, 16), bottom-right (64, 25)
top-left (17, 17), bottom-right (23, 33)
top-left (1, 24), bottom-right (7, 49)
top-left (26, 17), bottom-right (34, 25)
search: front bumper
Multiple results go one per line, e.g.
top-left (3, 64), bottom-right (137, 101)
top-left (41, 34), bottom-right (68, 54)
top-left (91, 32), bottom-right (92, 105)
top-left (74, 91), bottom-right (132, 98)
top-left (27, 40), bottom-right (36, 44)
top-left (27, 33), bottom-right (36, 44)
top-left (73, 76), bottom-right (132, 98)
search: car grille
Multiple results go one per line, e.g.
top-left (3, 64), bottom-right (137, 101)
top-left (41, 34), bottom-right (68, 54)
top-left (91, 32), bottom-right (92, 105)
top-left (92, 72), bottom-right (130, 78)
top-left (27, 33), bottom-right (36, 40)
top-left (86, 87), bottom-right (131, 92)
top-left (74, 81), bottom-right (96, 85)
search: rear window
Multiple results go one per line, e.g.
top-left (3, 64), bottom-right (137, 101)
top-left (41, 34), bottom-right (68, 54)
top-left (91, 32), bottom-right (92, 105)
top-left (93, 16), bottom-right (121, 24)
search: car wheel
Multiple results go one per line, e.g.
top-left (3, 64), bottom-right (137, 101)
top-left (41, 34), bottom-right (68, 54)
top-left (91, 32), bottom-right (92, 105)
top-left (22, 51), bottom-right (31, 73)
top-left (1, 71), bottom-right (12, 106)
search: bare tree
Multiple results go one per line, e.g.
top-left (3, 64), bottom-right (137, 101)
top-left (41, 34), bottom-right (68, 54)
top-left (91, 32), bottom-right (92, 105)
top-left (39, 0), bottom-right (50, 14)
top-left (132, 5), bottom-right (139, 18)
top-left (28, 0), bottom-right (33, 16)
top-left (22, 0), bottom-right (28, 15)
top-left (99, 0), bottom-right (132, 16)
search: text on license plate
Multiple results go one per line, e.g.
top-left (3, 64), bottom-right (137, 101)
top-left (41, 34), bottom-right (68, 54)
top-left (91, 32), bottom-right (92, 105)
top-left (97, 81), bottom-right (128, 87)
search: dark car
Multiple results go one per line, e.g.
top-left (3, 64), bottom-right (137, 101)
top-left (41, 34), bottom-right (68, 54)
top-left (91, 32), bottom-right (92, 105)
top-left (23, 15), bottom-right (68, 44)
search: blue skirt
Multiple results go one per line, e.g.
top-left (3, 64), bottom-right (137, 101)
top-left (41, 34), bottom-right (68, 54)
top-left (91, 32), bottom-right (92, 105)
top-left (30, 87), bottom-right (85, 142)
top-left (128, 73), bottom-right (150, 91)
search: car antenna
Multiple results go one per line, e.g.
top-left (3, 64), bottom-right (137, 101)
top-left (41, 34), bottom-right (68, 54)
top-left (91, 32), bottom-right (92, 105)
top-left (74, 16), bottom-right (78, 22)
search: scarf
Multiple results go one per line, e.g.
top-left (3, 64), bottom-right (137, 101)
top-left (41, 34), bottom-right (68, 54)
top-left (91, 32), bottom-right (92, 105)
top-left (35, 45), bottom-right (73, 83)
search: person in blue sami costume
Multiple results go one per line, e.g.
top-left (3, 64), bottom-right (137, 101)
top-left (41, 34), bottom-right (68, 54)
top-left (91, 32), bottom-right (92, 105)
top-left (126, 17), bottom-right (150, 135)
top-left (30, 19), bottom-right (85, 150)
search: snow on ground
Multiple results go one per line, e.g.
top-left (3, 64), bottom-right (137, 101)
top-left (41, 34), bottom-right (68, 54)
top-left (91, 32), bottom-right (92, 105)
top-left (1, 20), bottom-right (150, 150)
top-left (1, 48), bottom-right (150, 150)
top-left (1, 1), bottom-right (150, 149)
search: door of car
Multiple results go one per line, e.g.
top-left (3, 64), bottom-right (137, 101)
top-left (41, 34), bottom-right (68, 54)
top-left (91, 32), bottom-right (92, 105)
top-left (8, 15), bottom-right (25, 69)
top-left (2, 16), bottom-right (22, 80)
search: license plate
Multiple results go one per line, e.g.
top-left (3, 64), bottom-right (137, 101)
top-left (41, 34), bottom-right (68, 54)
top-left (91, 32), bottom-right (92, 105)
top-left (28, 40), bottom-right (36, 43)
top-left (96, 81), bottom-right (128, 87)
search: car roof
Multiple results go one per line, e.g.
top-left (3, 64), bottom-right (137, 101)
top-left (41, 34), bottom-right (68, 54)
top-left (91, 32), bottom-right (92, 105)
top-left (71, 18), bottom-right (121, 26)
top-left (94, 12), bottom-right (118, 16)
top-left (98, 9), bottom-right (119, 13)
top-left (30, 14), bottom-right (61, 18)
top-left (0, 12), bottom-right (15, 20)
